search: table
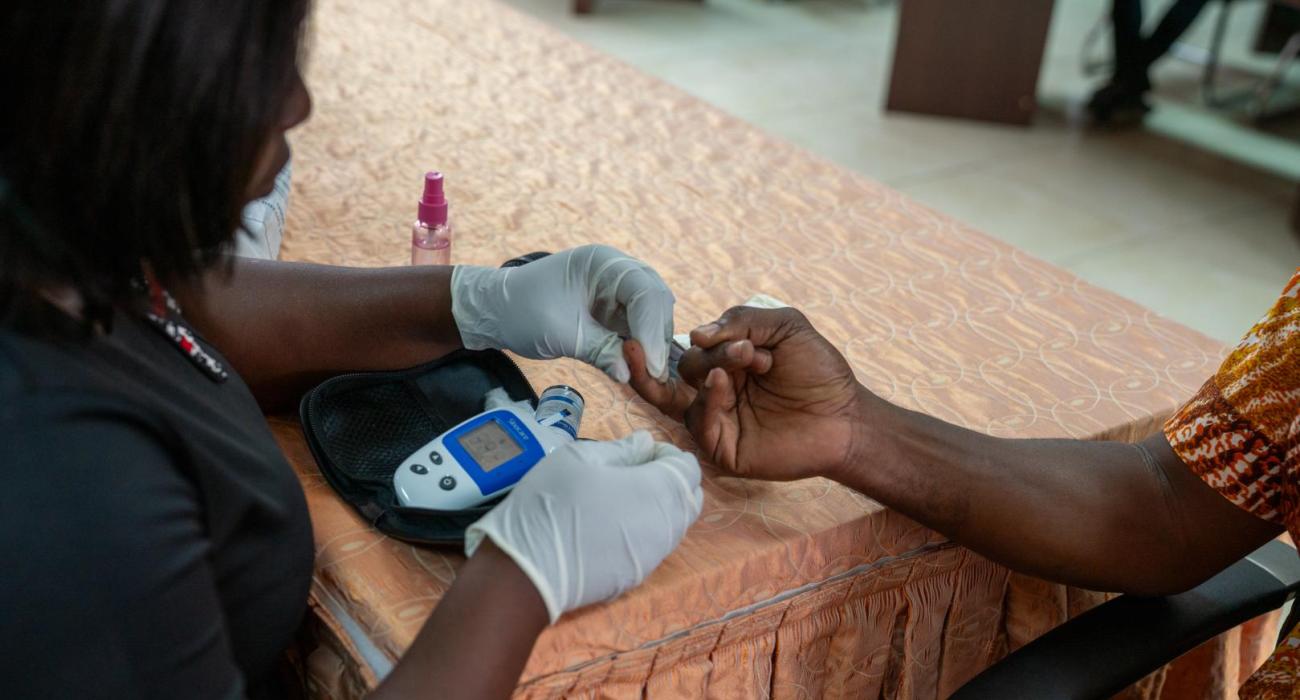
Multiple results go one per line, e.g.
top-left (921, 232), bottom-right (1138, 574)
top-left (276, 1), bottom-right (1276, 697)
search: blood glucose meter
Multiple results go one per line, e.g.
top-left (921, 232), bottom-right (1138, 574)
top-left (393, 385), bottom-right (584, 511)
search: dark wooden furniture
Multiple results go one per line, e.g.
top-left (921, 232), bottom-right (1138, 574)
top-left (885, 0), bottom-right (1056, 125)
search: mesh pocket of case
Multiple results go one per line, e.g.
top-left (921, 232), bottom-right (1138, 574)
top-left (316, 380), bottom-right (436, 484)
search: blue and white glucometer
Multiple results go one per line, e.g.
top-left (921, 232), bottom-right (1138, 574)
top-left (393, 387), bottom-right (583, 511)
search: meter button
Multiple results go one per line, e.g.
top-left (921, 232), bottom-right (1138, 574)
top-left (438, 475), bottom-right (457, 491)
top-left (409, 464), bottom-right (428, 475)
top-left (429, 451), bottom-right (444, 465)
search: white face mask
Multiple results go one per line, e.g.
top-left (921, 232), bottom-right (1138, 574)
top-left (234, 158), bottom-right (291, 260)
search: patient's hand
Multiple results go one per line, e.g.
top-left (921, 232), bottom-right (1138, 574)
top-left (625, 307), bottom-right (865, 482)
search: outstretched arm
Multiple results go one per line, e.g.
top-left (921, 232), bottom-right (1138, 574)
top-left (625, 307), bottom-right (1282, 596)
top-left (835, 396), bottom-right (1280, 595)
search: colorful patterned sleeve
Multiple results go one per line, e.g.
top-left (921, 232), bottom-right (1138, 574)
top-left (1163, 269), bottom-right (1300, 534)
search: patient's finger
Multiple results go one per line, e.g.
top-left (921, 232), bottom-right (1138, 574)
top-left (685, 367), bottom-right (739, 473)
top-left (624, 339), bottom-right (694, 420)
top-left (690, 306), bottom-right (808, 351)
top-left (677, 340), bottom-right (774, 388)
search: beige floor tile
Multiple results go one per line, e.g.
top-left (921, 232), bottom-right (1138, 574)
top-left (995, 128), bottom-right (1294, 234)
top-left (1064, 201), bottom-right (1300, 342)
top-left (507, 0), bottom-right (893, 65)
top-left (898, 165), bottom-right (1141, 264)
top-left (649, 36), bottom-right (887, 121)
top-left (761, 103), bottom-right (1078, 185)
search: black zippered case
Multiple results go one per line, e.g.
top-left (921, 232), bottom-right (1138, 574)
top-left (298, 349), bottom-right (539, 545)
top-left (298, 251), bottom-right (551, 545)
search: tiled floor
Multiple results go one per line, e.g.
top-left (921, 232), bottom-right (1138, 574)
top-left (501, 0), bottom-right (1300, 343)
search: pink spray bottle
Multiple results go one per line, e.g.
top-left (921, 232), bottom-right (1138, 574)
top-left (411, 171), bottom-right (451, 265)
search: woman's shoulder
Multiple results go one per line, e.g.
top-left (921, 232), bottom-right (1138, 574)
top-left (0, 329), bottom-right (206, 605)
top-left (0, 355), bottom-right (187, 497)
top-left (0, 338), bottom-right (245, 698)
top-left (0, 329), bottom-right (176, 443)
top-left (0, 329), bottom-right (197, 523)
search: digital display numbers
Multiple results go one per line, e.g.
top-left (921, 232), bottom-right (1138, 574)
top-left (457, 420), bottom-right (524, 472)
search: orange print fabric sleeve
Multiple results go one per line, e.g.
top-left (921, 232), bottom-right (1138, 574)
top-left (1164, 268), bottom-right (1300, 537)
top-left (1170, 270), bottom-right (1300, 699)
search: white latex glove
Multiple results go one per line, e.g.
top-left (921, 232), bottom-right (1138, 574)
top-left (451, 245), bottom-right (675, 382)
top-left (464, 431), bottom-right (703, 622)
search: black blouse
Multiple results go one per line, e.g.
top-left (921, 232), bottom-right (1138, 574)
top-left (0, 303), bottom-right (313, 699)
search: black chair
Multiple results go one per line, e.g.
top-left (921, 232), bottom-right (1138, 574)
top-left (953, 539), bottom-right (1300, 700)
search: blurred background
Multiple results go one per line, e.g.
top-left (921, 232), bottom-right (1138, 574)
top-left (503, 0), bottom-right (1300, 344)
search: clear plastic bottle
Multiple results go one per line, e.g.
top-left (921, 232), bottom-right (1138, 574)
top-left (411, 171), bottom-right (451, 265)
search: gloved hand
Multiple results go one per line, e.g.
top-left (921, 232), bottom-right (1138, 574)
top-left (464, 431), bottom-right (703, 622)
top-left (451, 245), bottom-right (675, 382)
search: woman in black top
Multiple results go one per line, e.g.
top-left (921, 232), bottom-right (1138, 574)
top-left (0, 2), bottom-right (709, 698)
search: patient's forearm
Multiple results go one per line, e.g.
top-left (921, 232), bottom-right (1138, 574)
top-left (176, 258), bottom-right (462, 410)
top-left (837, 388), bottom-right (1280, 595)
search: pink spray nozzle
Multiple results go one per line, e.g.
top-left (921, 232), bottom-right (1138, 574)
top-left (417, 171), bottom-right (448, 226)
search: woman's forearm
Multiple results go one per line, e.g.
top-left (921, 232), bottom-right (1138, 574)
top-left (837, 387), bottom-right (1279, 595)
top-left (371, 541), bottom-right (549, 700)
top-left (177, 258), bottom-right (463, 409)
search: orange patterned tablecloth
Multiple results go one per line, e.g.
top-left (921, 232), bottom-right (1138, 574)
top-left (276, 1), bottom-right (1275, 697)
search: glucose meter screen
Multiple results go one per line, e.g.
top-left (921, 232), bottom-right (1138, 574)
top-left (459, 421), bottom-right (523, 472)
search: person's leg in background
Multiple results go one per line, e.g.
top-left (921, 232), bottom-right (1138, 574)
top-left (1089, 0), bottom-right (1213, 123)
top-left (1089, 0), bottom-right (1154, 122)
top-left (1113, 0), bottom-right (1145, 77)
top-left (1140, 0), bottom-right (1215, 68)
